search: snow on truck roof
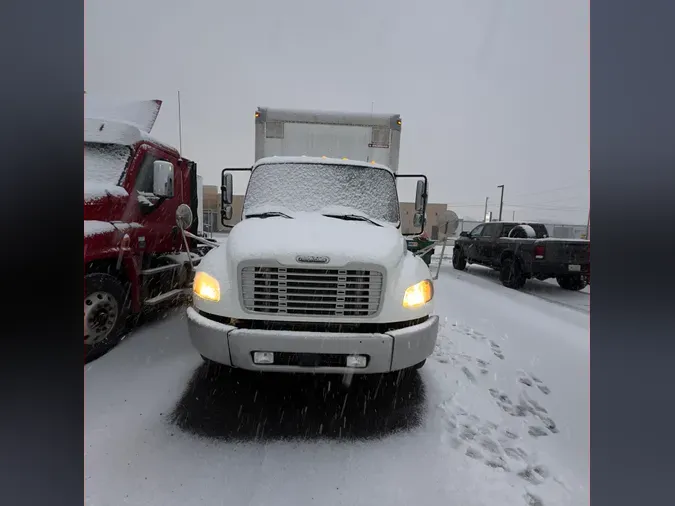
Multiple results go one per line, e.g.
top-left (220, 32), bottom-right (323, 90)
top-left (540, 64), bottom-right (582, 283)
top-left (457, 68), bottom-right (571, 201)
top-left (85, 96), bottom-right (162, 133)
top-left (256, 107), bottom-right (402, 129)
top-left (254, 156), bottom-right (394, 173)
top-left (84, 95), bottom-right (179, 155)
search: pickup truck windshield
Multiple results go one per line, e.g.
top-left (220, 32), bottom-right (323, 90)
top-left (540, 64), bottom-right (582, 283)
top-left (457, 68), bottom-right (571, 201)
top-left (243, 162), bottom-right (400, 224)
top-left (85, 142), bottom-right (133, 186)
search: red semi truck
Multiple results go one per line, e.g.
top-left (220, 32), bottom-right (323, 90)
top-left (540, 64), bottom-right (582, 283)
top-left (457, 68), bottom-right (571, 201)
top-left (84, 97), bottom-right (215, 360)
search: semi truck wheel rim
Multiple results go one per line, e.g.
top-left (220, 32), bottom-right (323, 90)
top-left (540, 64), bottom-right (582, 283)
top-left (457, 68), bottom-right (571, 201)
top-left (84, 291), bottom-right (119, 345)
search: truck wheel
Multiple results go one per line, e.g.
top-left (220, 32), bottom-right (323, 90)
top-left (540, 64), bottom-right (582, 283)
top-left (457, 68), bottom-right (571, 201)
top-left (84, 273), bottom-right (128, 361)
top-left (500, 257), bottom-right (526, 289)
top-left (452, 249), bottom-right (467, 270)
top-left (556, 274), bottom-right (587, 291)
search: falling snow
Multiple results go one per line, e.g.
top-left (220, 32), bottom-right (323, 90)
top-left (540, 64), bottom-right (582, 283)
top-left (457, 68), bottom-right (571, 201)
top-left (85, 245), bottom-right (588, 506)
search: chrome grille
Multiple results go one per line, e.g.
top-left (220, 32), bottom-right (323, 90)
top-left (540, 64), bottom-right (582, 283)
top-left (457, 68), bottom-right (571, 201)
top-left (240, 266), bottom-right (384, 316)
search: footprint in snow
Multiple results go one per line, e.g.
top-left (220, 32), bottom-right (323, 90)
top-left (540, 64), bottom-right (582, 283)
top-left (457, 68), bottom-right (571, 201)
top-left (518, 464), bottom-right (550, 485)
top-left (489, 340), bottom-right (505, 360)
top-left (478, 435), bottom-right (501, 456)
top-left (459, 425), bottom-right (478, 442)
top-left (476, 358), bottom-right (490, 375)
top-left (528, 426), bottom-right (549, 438)
top-left (539, 416), bottom-right (559, 434)
top-left (490, 389), bottom-right (530, 417)
top-left (518, 371), bottom-right (551, 395)
top-left (503, 429), bottom-right (520, 440)
top-left (524, 492), bottom-right (545, 506)
top-left (485, 456), bottom-right (510, 471)
top-left (489, 388), bottom-right (512, 404)
top-left (503, 447), bottom-right (528, 461)
top-left (466, 446), bottom-right (483, 460)
top-left (518, 391), bottom-right (558, 434)
top-left (462, 366), bottom-right (477, 384)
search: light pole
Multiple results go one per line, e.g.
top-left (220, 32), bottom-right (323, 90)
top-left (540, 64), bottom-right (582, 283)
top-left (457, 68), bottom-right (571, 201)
top-left (497, 185), bottom-right (505, 221)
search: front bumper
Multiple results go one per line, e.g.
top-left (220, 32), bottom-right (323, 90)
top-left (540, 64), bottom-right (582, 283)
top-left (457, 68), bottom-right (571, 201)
top-left (187, 307), bottom-right (439, 374)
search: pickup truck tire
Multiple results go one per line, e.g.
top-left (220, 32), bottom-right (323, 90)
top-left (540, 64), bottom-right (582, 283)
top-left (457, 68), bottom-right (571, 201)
top-left (452, 248), bottom-right (467, 270)
top-left (500, 257), bottom-right (526, 289)
top-left (556, 274), bottom-right (587, 291)
top-left (84, 273), bottom-right (128, 362)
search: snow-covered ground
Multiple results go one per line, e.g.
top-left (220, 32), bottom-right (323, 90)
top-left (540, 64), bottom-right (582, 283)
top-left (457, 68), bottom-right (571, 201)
top-left (85, 258), bottom-right (589, 506)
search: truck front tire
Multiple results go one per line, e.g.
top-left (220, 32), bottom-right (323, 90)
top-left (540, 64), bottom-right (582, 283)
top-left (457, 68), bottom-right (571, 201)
top-left (556, 274), bottom-right (587, 291)
top-left (84, 273), bottom-right (128, 362)
top-left (452, 248), bottom-right (467, 270)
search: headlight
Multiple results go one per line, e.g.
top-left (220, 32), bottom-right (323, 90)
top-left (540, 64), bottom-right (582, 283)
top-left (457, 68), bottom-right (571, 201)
top-left (193, 271), bottom-right (220, 302)
top-left (402, 279), bottom-right (434, 308)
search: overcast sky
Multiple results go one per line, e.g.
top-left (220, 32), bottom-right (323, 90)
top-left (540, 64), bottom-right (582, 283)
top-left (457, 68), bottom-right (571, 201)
top-left (85, 0), bottom-right (589, 224)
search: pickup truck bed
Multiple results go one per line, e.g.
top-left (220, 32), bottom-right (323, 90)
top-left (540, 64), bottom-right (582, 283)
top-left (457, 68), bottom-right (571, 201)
top-left (452, 222), bottom-right (590, 290)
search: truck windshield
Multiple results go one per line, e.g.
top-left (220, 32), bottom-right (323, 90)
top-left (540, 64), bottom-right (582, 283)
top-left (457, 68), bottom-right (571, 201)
top-left (243, 163), bottom-right (401, 224)
top-left (85, 142), bottom-right (133, 186)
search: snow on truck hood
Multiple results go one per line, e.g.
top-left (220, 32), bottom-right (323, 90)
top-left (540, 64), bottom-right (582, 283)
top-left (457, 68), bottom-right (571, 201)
top-left (226, 213), bottom-right (406, 268)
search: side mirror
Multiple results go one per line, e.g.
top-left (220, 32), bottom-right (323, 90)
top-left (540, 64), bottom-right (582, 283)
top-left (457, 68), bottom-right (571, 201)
top-left (413, 212), bottom-right (424, 228)
top-left (460, 231), bottom-right (469, 237)
top-left (222, 204), bottom-right (233, 222)
top-left (153, 161), bottom-right (175, 198)
top-left (414, 180), bottom-right (426, 212)
top-left (221, 172), bottom-right (233, 206)
top-left (175, 203), bottom-right (194, 230)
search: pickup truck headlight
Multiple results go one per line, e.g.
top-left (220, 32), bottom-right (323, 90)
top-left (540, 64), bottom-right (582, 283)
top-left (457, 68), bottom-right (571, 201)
top-left (193, 271), bottom-right (220, 302)
top-left (402, 279), bottom-right (434, 308)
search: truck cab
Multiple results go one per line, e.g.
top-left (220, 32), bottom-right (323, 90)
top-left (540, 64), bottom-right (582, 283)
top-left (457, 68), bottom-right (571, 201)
top-left (188, 151), bottom-right (438, 379)
top-left (84, 97), bottom-right (212, 360)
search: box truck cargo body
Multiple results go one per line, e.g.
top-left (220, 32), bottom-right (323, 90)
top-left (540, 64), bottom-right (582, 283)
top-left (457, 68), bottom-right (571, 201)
top-left (254, 107), bottom-right (402, 172)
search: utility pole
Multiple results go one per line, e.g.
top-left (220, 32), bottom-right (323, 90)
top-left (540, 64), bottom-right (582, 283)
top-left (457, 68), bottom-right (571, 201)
top-left (484, 197), bottom-right (489, 222)
top-left (497, 185), bottom-right (505, 221)
top-left (512, 210), bottom-right (515, 221)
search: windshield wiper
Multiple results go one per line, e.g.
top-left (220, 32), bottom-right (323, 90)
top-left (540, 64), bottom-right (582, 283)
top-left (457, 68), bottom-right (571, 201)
top-left (246, 211), bottom-right (293, 219)
top-left (322, 213), bottom-right (383, 227)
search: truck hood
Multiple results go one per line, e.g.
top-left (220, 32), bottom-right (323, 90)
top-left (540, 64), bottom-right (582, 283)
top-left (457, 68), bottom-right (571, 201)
top-left (226, 213), bottom-right (406, 269)
top-left (84, 188), bottom-right (133, 223)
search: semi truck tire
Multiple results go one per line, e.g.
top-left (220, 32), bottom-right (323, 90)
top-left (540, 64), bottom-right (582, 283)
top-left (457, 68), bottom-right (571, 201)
top-left (84, 273), bottom-right (128, 362)
top-left (500, 257), bottom-right (526, 289)
top-left (452, 248), bottom-right (467, 270)
top-left (556, 274), bottom-right (587, 291)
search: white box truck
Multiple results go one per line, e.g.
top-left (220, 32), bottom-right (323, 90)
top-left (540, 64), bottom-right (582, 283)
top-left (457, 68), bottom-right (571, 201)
top-left (186, 107), bottom-right (438, 380)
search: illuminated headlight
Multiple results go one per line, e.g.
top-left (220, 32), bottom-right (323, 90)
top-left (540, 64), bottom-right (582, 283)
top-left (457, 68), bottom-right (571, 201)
top-left (193, 271), bottom-right (220, 302)
top-left (402, 279), bottom-right (434, 308)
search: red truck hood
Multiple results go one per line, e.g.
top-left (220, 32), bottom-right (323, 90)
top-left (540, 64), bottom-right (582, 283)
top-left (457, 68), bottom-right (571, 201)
top-left (84, 190), bottom-right (133, 223)
top-left (84, 189), bottom-right (143, 251)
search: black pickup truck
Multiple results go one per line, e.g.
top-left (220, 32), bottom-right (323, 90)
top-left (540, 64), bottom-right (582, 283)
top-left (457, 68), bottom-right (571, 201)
top-left (452, 221), bottom-right (590, 290)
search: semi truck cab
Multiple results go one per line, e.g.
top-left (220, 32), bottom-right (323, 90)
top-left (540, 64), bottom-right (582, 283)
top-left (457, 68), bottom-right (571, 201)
top-left (84, 97), bottom-right (213, 360)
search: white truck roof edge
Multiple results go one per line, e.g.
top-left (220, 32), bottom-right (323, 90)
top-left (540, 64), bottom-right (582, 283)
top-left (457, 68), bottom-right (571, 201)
top-left (256, 107), bottom-right (402, 131)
